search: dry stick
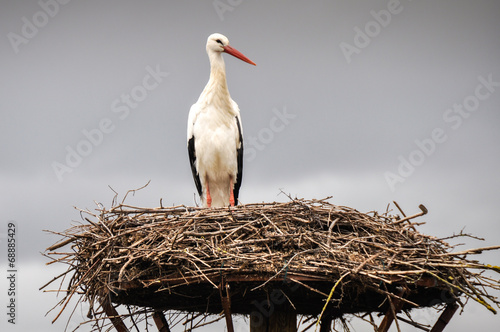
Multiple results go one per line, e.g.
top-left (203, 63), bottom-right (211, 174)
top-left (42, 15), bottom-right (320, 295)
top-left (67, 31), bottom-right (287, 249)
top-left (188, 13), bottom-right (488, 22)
top-left (183, 255), bottom-right (218, 288)
top-left (280, 289), bottom-right (297, 311)
top-left (392, 201), bottom-right (407, 218)
top-left (51, 258), bottom-right (102, 324)
top-left (428, 270), bottom-right (491, 310)
top-left (326, 216), bottom-right (339, 248)
top-left (353, 252), bottom-right (383, 274)
top-left (189, 315), bottom-right (224, 329)
top-left (288, 277), bottom-right (328, 297)
top-left (221, 219), bottom-right (259, 242)
top-left (46, 236), bottom-right (77, 251)
top-left (372, 287), bottom-right (420, 311)
top-left (377, 285), bottom-right (406, 332)
top-left (401, 257), bottom-right (496, 313)
top-left (315, 272), bottom-right (350, 332)
top-left (395, 315), bottom-right (431, 331)
top-left (440, 245), bottom-right (500, 257)
top-left (44, 253), bottom-right (74, 265)
top-left (261, 213), bottom-right (285, 235)
top-left (251, 249), bottom-right (318, 291)
top-left (301, 319), bottom-right (318, 332)
top-left (118, 256), bottom-right (135, 282)
top-left (57, 289), bottom-right (86, 332)
top-left (120, 180), bottom-right (151, 205)
top-left (392, 205), bottom-right (428, 225)
top-left (457, 268), bottom-right (497, 314)
top-left (39, 267), bottom-right (76, 291)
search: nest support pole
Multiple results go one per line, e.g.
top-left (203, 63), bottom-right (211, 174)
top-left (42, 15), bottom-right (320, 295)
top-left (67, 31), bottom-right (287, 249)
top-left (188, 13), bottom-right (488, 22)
top-left (99, 292), bottom-right (129, 332)
top-left (430, 302), bottom-right (459, 332)
top-left (220, 276), bottom-right (235, 332)
top-left (249, 291), bottom-right (297, 332)
top-left (101, 294), bottom-right (171, 332)
top-left (250, 306), bottom-right (297, 332)
top-left (319, 314), bottom-right (333, 332)
top-left (153, 311), bottom-right (171, 332)
top-left (377, 288), bottom-right (407, 332)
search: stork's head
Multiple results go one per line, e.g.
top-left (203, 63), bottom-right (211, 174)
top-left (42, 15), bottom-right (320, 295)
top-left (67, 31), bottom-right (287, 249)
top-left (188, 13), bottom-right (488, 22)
top-left (206, 33), bottom-right (256, 66)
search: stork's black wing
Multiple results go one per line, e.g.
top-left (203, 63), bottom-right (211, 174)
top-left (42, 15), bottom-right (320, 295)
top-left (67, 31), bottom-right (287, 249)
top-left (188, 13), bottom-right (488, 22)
top-left (188, 136), bottom-right (202, 197)
top-left (234, 116), bottom-right (243, 205)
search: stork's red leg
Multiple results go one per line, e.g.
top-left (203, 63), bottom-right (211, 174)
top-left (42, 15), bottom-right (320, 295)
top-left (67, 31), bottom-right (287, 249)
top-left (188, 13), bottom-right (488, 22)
top-left (229, 178), bottom-right (235, 207)
top-left (206, 181), bottom-right (212, 208)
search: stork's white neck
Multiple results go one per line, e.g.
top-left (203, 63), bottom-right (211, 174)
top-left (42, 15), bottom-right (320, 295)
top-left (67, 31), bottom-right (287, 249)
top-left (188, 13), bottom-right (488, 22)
top-left (199, 52), bottom-right (233, 113)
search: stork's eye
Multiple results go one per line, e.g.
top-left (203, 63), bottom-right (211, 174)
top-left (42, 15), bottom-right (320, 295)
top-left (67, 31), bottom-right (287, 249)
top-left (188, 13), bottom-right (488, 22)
top-left (216, 39), bottom-right (223, 45)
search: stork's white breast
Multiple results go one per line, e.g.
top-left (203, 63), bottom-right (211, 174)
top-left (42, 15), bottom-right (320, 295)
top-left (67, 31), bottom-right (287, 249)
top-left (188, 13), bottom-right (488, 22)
top-left (191, 105), bottom-right (240, 180)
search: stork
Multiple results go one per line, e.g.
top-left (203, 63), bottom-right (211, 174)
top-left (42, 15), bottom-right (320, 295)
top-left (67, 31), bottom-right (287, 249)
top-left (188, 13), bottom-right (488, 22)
top-left (187, 33), bottom-right (256, 207)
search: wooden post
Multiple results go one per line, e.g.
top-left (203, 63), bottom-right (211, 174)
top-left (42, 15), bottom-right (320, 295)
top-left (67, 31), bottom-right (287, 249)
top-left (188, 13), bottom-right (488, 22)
top-left (268, 304), bottom-right (296, 332)
top-left (99, 293), bottom-right (129, 332)
top-left (319, 314), bottom-right (332, 332)
top-left (429, 303), bottom-right (459, 332)
top-left (377, 289), bottom-right (406, 332)
top-left (250, 298), bottom-right (296, 332)
top-left (220, 276), bottom-right (235, 332)
top-left (153, 311), bottom-right (171, 332)
top-left (249, 311), bottom-right (268, 332)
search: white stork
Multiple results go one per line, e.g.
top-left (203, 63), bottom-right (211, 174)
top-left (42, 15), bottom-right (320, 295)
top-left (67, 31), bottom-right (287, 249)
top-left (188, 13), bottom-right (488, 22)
top-left (187, 33), bottom-right (256, 207)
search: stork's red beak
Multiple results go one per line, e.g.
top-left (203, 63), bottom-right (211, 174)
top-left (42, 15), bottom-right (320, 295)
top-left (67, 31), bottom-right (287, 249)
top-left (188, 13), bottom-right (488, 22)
top-left (223, 45), bottom-right (256, 66)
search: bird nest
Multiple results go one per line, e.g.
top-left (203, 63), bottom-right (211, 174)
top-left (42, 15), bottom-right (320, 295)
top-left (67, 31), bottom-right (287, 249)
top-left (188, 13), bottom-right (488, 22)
top-left (42, 195), bottom-right (500, 331)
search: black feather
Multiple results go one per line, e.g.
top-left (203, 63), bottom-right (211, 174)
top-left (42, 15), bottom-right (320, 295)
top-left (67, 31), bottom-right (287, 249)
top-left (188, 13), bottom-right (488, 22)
top-left (188, 136), bottom-right (202, 197)
top-left (234, 116), bottom-right (243, 205)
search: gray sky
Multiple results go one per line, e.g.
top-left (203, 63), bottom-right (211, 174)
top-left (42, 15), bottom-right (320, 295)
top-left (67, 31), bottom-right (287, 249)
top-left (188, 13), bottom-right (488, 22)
top-left (1, 0), bottom-right (500, 331)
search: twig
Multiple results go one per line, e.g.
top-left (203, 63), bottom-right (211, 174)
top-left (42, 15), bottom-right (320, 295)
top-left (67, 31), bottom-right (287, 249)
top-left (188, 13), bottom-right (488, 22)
top-left (315, 272), bottom-right (350, 332)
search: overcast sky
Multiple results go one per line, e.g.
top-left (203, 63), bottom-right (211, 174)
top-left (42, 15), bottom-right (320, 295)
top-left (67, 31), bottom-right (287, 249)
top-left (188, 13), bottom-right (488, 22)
top-left (1, 0), bottom-right (500, 331)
